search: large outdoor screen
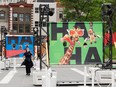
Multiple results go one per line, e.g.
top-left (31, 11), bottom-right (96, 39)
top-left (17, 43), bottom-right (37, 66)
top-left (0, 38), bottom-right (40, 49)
top-left (49, 22), bottom-right (103, 65)
top-left (5, 35), bottom-right (34, 58)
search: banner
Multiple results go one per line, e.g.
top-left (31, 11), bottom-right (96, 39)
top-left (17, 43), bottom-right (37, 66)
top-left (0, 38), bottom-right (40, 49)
top-left (49, 22), bottom-right (103, 64)
top-left (6, 35), bottom-right (34, 58)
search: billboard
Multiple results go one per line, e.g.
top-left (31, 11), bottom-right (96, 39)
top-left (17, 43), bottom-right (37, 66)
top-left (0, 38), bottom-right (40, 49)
top-left (49, 22), bottom-right (103, 65)
top-left (5, 35), bottom-right (34, 58)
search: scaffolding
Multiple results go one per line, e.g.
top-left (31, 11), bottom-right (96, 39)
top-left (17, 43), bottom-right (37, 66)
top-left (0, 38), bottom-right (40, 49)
top-left (102, 3), bottom-right (113, 69)
top-left (33, 4), bottom-right (54, 70)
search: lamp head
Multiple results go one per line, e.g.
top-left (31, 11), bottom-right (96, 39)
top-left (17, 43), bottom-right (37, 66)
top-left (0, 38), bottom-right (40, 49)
top-left (48, 10), bottom-right (54, 16)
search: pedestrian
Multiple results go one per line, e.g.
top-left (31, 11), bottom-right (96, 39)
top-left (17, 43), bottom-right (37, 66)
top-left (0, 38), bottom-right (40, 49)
top-left (23, 48), bottom-right (33, 76)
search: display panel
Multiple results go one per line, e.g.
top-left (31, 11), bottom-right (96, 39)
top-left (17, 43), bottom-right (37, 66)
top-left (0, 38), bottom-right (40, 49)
top-left (49, 22), bottom-right (103, 64)
top-left (6, 35), bottom-right (34, 58)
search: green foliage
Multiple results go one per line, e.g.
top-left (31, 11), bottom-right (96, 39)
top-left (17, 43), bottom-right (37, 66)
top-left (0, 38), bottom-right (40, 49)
top-left (105, 45), bottom-right (116, 60)
top-left (60, 0), bottom-right (116, 31)
top-left (60, 0), bottom-right (103, 21)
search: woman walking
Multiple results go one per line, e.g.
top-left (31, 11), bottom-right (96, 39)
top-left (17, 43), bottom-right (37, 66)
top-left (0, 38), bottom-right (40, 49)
top-left (23, 48), bottom-right (33, 76)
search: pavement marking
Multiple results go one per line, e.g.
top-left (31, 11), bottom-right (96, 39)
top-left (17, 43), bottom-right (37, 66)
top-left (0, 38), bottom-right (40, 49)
top-left (71, 68), bottom-right (89, 77)
top-left (0, 70), bottom-right (17, 84)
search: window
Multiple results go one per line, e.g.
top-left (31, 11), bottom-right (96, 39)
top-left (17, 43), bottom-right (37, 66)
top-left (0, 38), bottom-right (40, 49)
top-left (19, 14), bottom-right (24, 22)
top-left (35, 8), bottom-right (39, 13)
top-left (25, 14), bottom-right (30, 23)
top-left (0, 13), bottom-right (4, 17)
top-left (13, 24), bottom-right (18, 33)
top-left (35, 21), bottom-right (39, 27)
top-left (0, 10), bottom-right (5, 19)
top-left (12, 13), bottom-right (31, 34)
top-left (19, 24), bottom-right (24, 33)
top-left (25, 24), bottom-right (30, 33)
top-left (13, 13), bottom-right (18, 21)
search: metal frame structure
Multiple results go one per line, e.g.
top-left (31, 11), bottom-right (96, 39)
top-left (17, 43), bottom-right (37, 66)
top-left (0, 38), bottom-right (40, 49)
top-left (33, 4), bottom-right (54, 70)
top-left (102, 3), bottom-right (113, 69)
top-left (0, 26), bottom-right (7, 60)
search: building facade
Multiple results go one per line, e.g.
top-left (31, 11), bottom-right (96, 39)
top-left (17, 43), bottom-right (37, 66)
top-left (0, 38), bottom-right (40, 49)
top-left (0, 0), bottom-right (64, 56)
top-left (9, 1), bottom-right (33, 34)
top-left (0, 0), bottom-right (33, 35)
top-left (33, 2), bottom-right (56, 35)
top-left (0, 0), bottom-right (57, 35)
top-left (56, 0), bottom-right (63, 22)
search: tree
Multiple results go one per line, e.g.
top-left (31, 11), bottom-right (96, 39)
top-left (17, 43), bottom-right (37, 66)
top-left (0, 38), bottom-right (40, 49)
top-left (60, 0), bottom-right (116, 31)
top-left (60, 0), bottom-right (103, 21)
top-left (111, 0), bottom-right (116, 32)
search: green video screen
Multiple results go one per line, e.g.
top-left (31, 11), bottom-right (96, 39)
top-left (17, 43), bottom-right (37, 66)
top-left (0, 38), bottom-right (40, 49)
top-left (49, 22), bottom-right (103, 65)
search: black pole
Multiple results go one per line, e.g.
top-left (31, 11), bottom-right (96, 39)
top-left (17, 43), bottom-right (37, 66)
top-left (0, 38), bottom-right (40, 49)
top-left (1, 28), bottom-right (2, 61)
top-left (109, 16), bottom-right (112, 69)
top-left (101, 3), bottom-right (113, 69)
top-left (4, 28), bottom-right (7, 59)
top-left (36, 27), bottom-right (39, 60)
top-left (101, 4), bottom-right (105, 64)
top-left (1, 29), bottom-right (2, 60)
top-left (39, 4), bottom-right (42, 70)
top-left (47, 10), bottom-right (50, 67)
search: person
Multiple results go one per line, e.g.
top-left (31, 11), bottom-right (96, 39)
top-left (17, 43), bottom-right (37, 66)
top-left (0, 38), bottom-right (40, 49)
top-left (23, 48), bottom-right (33, 76)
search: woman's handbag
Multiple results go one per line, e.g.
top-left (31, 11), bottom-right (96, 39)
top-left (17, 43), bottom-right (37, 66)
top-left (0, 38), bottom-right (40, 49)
top-left (21, 59), bottom-right (26, 66)
top-left (30, 60), bottom-right (33, 68)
